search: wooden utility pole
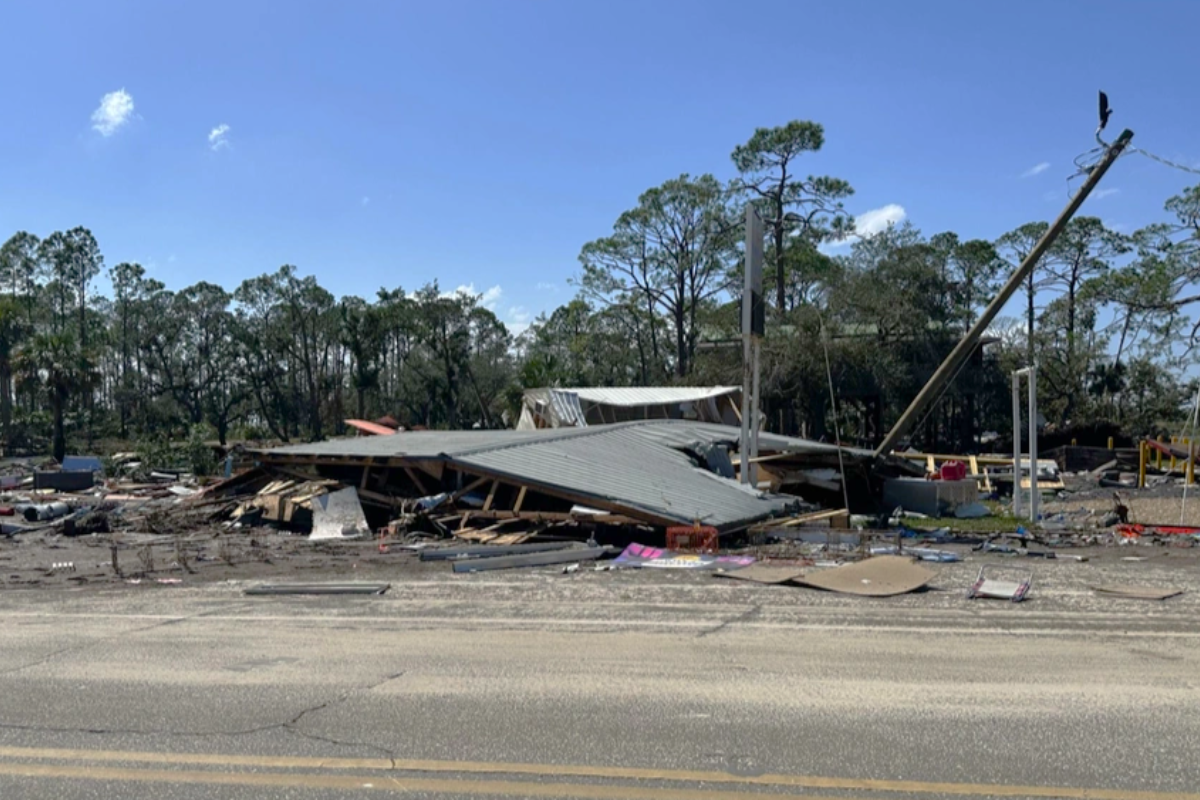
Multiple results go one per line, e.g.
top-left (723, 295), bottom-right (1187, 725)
top-left (873, 129), bottom-right (1135, 459)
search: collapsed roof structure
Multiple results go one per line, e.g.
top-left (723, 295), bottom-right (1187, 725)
top-left (517, 386), bottom-right (741, 430)
top-left (254, 420), bottom-right (892, 532)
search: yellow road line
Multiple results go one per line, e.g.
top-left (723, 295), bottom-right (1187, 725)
top-left (0, 745), bottom-right (1196, 800)
top-left (0, 762), bottom-right (844, 799)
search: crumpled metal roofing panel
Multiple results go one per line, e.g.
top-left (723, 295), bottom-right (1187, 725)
top-left (568, 386), bottom-right (739, 407)
top-left (259, 420), bottom-right (870, 461)
top-left (454, 424), bottom-right (797, 527)
top-left (257, 420), bottom-right (868, 528)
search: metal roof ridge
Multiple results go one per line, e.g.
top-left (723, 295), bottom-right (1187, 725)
top-left (446, 418), bottom-right (702, 458)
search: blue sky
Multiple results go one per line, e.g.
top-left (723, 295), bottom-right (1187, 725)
top-left (2, 0), bottom-right (1198, 335)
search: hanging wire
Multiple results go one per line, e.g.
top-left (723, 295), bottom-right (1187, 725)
top-left (1127, 146), bottom-right (1200, 176)
top-left (818, 313), bottom-right (852, 513)
top-left (905, 348), bottom-right (978, 452)
top-left (1066, 144), bottom-right (1108, 197)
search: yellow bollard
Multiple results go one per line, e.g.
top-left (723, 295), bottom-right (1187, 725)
top-left (1071, 438), bottom-right (1077, 446)
top-left (1108, 436), bottom-right (1114, 450)
top-left (1157, 436), bottom-right (1164, 471)
top-left (1138, 441), bottom-right (1148, 489)
top-left (1170, 436), bottom-right (1177, 472)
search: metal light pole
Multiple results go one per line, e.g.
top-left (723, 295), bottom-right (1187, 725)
top-left (1028, 364), bottom-right (1039, 523)
top-left (1012, 373), bottom-right (1022, 518)
top-left (1013, 365), bottom-right (1039, 523)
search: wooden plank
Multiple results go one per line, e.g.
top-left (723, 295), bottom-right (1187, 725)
top-left (404, 467), bottom-right (428, 495)
top-left (488, 532), bottom-right (532, 546)
top-left (482, 480), bottom-right (500, 512)
top-left (447, 465), bottom-right (679, 528)
top-left (464, 509), bottom-right (635, 526)
top-left (756, 507), bottom-right (850, 530)
top-left (448, 476), bottom-right (490, 504)
top-left (416, 460), bottom-right (445, 481)
top-left (513, 486), bottom-right (527, 513)
top-left (896, 452), bottom-right (1014, 466)
top-left (969, 456), bottom-right (993, 492)
top-left (360, 460), bottom-right (373, 490)
top-left (357, 488), bottom-right (405, 507)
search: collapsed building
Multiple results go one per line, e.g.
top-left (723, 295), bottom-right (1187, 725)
top-left (250, 419), bottom-right (916, 538)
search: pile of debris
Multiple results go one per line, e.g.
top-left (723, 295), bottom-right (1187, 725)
top-left (243, 419), bottom-right (918, 542)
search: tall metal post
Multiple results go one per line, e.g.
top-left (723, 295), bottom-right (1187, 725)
top-left (750, 339), bottom-right (761, 482)
top-left (1012, 373), bottom-right (1022, 518)
top-left (739, 341), bottom-right (752, 485)
top-left (1028, 364), bottom-right (1039, 523)
top-left (740, 205), bottom-right (764, 484)
top-left (873, 130), bottom-right (1134, 459)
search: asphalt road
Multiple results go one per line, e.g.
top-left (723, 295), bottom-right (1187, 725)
top-left (1, 565), bottom-right (1199, 799)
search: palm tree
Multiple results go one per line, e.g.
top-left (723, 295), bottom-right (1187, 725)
top-left (15, 332), bottom-right (98, 462)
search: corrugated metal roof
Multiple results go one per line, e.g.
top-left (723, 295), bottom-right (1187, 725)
top-left (260, 420), bottom-right (865, 461)
top-left (257, 421), bottom-right (868, 528)
top-left (522, 389), bottom-right (587, 427)
top-left (567, 386), bottom-right (739, 407)
top-left (454, 424), bottom-right (796, 526)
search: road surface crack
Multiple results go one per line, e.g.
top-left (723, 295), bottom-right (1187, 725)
top-left (0, 668), bottom-right (406, 766)
top-left (696, 604), bottom-right (760, 638)
top-left (0, 602), bottom-right (258, 677)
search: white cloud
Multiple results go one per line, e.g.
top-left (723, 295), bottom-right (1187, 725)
top-left (208, 123), bottom-right (231, 151)
top-left (1021, 162), bottom-right (1051, 178)
top-left (91, 89), bottom-right (135, 136)
top-left (1092, 187), bottom-right (1120, 199)
top-left (535, 282), bottom-right (558, 292)
top-left (853, 203), bottom-right (907, 238)
top-left (479, 285), bottom-right (502, 309)
top-left (444, 283), bottom-right (503, 311)
top-left (1042, 190), bottom-right (1062, 202)
top-left (167, 254), bottom-right (177, 264)
top-left (507, 306), bottom-right (533, 336)
top-left (818, 203), bottom-right (906, 251)
top-left (361, 196), bottom-right (370, 207)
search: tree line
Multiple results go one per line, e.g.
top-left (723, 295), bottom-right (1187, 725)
top-left (2, 120), bottom-right (1198, 461)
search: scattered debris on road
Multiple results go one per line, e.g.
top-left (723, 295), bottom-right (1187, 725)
top-left (244, 582), bottom-right (391, 596)
top-left (1090, 584), bottom-right (1185, 600)
top-left (967, 565), bottom-right (1033, 602)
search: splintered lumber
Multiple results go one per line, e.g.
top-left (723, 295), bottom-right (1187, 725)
top-left (755, 508), bottom-right (849, 529)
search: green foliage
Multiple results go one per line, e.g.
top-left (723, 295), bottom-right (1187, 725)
top-left (578, 173), bottom-right (736, 377)
top-left (731, 120), bottom-right (854, 311)
top-left (185, 424), bottom-right (218, 477)
top-left (1, 154), bottom-right (1197, 459)
top-left (134, 436), bottom-right (177, 477)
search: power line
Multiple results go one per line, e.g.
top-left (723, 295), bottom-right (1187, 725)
top-left (1127, 146), bottom-right (1200, 176)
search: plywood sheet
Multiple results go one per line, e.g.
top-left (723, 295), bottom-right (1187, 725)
top-left (792, 555), bottom-right (934, 597)
top-left (713, 564), bottom-right (807, 584)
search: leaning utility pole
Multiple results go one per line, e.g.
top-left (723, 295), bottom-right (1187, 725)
top-left (872, 129), bottom-right (1134, 459)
